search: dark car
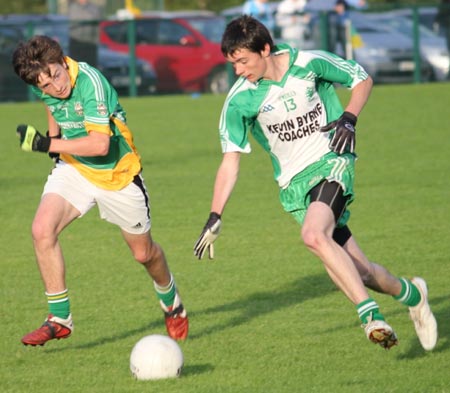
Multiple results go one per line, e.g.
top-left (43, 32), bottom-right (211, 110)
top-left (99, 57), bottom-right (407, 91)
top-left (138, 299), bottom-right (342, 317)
top-left (97, 44), bottom-right (157, 96)
top-left (99, 11), bottom-right (229, 94)
top-left (0, 24), bottom-right (28, 102)
top-left (0, 14), bottom-right (157, 102)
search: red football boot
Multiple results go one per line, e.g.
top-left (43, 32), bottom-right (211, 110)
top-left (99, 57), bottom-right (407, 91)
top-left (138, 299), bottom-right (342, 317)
top-left (21, 314), bottom-right (73, 346)
top-left (160, 293), bottom-right (189, 341)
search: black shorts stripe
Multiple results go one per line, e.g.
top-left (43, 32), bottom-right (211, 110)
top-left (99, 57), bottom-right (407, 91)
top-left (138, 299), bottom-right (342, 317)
top-left (132, 173), bottom-right (150, 219)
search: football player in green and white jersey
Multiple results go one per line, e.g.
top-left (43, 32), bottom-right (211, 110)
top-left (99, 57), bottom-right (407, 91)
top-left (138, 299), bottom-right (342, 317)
top-left (194, 15), bottom-right (437, 351)
top-left (13, 35), bottom-right (188, 346)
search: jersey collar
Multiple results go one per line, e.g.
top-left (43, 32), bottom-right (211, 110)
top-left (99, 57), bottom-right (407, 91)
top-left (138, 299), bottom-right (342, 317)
top-left (64, 56), bottom-right (79, 88)
top-left (271, 44), bottom-right (298, 68)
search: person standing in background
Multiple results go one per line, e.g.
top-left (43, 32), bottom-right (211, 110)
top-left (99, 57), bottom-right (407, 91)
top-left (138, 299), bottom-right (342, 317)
top-left (242, 0), bottom-right (275, 36)
top-left (68, 0), bottom-right (102, 67)
top-left (333, 0), bottom-right (350, 55)
top-left (332, 0), bottom-right (367, 58)
top-left (276, 0), bottom-right (311, 49)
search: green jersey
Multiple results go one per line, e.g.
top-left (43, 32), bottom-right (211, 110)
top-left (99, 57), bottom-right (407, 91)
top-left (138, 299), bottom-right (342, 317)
top-left (219, 44), bottom-right (368, 189)
top-left (33, 57), bottom-right (142, 190)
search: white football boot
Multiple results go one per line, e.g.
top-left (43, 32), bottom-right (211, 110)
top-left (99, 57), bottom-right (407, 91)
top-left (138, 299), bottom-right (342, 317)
top-left (409, 277), bottom-right (438, 351)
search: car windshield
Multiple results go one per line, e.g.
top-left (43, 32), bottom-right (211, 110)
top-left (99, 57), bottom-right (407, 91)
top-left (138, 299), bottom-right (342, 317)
top-left (186, 17), bottom-right (226, 43)
top-left (372, 16), bottom-right (438, 39)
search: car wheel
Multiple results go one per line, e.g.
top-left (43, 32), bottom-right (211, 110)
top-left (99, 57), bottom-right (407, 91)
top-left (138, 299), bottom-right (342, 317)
top-left (208, 68), bottom-right (230, 94)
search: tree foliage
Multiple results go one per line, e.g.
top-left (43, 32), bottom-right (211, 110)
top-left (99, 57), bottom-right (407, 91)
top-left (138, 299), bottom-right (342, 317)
top-left (1, 0), bottom-right (47, 14)
top-left (164, 0), bottom-right (242, 13)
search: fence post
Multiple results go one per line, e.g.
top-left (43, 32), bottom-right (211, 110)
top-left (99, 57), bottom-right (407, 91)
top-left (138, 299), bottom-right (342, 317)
top-left (344, 19), bottom-right (353, 60)
top-left (127, 18), bottom-right (137, 97)
top-left (319, 11), bottom-right (330, 51)
top-left (412, 6), bottom-right (422, 83)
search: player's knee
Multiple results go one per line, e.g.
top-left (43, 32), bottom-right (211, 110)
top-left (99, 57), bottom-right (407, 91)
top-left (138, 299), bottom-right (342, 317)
top-left (301, 226), bottom-right (328, 253)
top-left (133, 247), bottom-right (152, 264)
top-left (134, 241), bottom-right (162, 265)
top-left (31, 217), bottom-right (53, 244)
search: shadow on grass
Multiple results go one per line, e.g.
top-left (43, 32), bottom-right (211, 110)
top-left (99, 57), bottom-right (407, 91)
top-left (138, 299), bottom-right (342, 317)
top-left (188, 271), bottom-right (336, 340)
top-left (43, 320), bottom-right (164, 353)
top-left (40, 275), bottom-right (450, 361)
top-left (44, 272), bottom-right (334, 354)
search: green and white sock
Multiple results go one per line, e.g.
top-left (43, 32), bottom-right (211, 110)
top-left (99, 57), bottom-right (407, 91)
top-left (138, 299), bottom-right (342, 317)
top-left (356, 298), bottom-right (385, 324)
top-left (46, 289), bottom-right (70, 319)
top-left (393, 277), bottom-right (421, 307)
top-left (154, 275), bottom-right (176, 308)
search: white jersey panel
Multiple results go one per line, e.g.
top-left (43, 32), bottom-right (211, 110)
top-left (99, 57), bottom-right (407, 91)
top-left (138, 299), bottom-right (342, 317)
top-left (253, 75), bottom-right (330, 188)
top-left (218, 45), bottom-right (368, 189)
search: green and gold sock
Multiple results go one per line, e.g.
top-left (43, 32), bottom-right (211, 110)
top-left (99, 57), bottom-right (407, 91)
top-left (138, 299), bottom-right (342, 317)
top-left (154, 275), bottom-right (176, 308)
top-left (356, 298), bottom-right (385, 324)
top-left (393, 277), bottom-right (421, 307)
top-left (46, 289), bottom-right (70, 319)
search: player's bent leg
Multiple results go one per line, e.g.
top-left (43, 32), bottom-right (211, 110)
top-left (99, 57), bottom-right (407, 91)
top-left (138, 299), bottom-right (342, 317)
top-left (409, 277), bottom-right (438, 351)
top-left (302, 203), bottom-right (369, 305)
top-left (21, 314), bottom-right (73, 346)
top-left (343, 237), bottom-right (403, 296)
top-left (122, 230), bottom-right (189, 341)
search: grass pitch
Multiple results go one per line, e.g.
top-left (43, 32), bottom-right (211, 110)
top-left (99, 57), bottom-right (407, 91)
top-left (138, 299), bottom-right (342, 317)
top-left (1, 83), bottom-right (449, 393)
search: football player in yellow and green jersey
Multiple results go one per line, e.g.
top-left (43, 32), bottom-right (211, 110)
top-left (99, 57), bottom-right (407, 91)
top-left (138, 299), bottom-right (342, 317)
top-left (32, 56), bottom-right (141, 190)
top-left (13, 35), bottom-right (188, 346)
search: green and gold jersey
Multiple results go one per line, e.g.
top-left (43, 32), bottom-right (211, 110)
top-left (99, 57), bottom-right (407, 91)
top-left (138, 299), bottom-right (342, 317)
top-left (32, 57), bottom-right (142, 190)
top-left (219, 45), bottom-right (368, 189)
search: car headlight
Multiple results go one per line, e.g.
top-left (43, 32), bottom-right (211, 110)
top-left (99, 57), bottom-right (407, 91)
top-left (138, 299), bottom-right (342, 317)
top-left (361, 47), bottom-right (388, 57)
top-left (140, 61), bottom-right (155, 74)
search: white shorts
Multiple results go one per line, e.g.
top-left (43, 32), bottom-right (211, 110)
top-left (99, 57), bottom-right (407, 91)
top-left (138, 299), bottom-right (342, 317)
top-left (43, 161), bottom-right (151, 234)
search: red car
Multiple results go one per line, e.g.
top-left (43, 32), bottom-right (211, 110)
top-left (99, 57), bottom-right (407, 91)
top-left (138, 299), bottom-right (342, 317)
top-left (99, 11), bottom-right (230, 94)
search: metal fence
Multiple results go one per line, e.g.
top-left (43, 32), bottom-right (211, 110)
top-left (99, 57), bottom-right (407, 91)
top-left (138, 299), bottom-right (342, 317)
top-left (0, 4), bottom-right (448, 103)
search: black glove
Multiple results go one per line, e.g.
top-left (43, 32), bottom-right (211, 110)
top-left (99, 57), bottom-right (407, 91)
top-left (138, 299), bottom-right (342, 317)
top-left (16, 124), bottom-right (51, 153)
top-left (320, 112), bottom-right (357, 154)
top-left (193, 212), bottom-right (222, 260)
top-left (46, 131), bottom-right (61, 161)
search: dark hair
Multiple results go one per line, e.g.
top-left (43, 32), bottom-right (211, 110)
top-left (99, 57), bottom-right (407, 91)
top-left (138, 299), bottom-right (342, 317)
top-left (221, 15), bottom-right (274, 57)
top-left (12, 35), bottom-right (65, 86)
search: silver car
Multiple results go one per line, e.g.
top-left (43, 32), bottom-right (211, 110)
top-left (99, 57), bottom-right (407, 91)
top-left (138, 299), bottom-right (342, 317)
top-left (328, 11), bottom-right (434, 84)
top-left (365, 12), bottom-right (449, 81)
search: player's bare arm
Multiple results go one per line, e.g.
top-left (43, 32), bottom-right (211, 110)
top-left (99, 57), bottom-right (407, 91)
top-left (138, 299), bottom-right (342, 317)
top-left (211, 152), bottom-right (241, 215)
top-left (344, 76), bottom-right (373, 116)
top-left (46, 107), bottom-right (61, 137)
top-left (49, 131), bottom-right (110, 157)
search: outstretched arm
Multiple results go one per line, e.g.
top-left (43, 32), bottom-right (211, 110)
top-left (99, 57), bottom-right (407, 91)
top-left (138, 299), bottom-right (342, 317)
top-left (194, 152), bottom-right (241, 259)
top-left (211, 152), bottom-right (241, 215)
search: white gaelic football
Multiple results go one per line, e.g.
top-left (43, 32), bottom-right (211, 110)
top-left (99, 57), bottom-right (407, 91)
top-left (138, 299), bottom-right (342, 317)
top-left (130, 334), bottom-right (184, 380)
